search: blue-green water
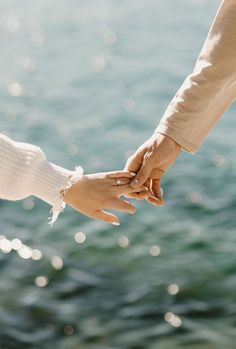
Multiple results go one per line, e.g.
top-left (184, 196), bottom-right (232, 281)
top-left (1, 0), bottom-right (236, 348)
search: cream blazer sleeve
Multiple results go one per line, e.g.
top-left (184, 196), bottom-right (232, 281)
top-left (156, 0), bottom-right (236, 154)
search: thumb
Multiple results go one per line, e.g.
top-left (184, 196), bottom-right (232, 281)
top-left (130, 157), bottom-right (152, 188)
top-left (124, 150), bottom-right (144, 173)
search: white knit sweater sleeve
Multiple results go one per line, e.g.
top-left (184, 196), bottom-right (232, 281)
top-left (0, 133), bottom-right (83, 225)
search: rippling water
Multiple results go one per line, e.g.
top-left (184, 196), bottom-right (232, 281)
top-left (1, 0), bottom-right (236, 348)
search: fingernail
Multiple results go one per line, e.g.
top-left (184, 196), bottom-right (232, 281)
top-left (130, 172), bottom-right (136, 176)
top-left (130, 179), bottom-right (139, 188)
top-left (151, 202), bottom-right (160, 207)
top-left (112, 222), bottom-right (120, 226)
top-left (160, 188), bottom-right (164, 196)
top-left (148, 197), bottom-right (162, 206)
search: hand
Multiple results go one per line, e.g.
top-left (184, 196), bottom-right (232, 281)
top-left (61, 171), bottom-right (146, 225)
top-left (125, 133), bottom-right (181, 205)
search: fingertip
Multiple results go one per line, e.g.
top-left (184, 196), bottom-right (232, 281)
top-left (129, 205), bottom-right (136, 214)
top-left (122, 171), bottom-right (136, 178)
top-left (109, 213), bottom-right (120, 225)
top-left (147, 196), bottom-right (163, 207)
top-left (156, 195), bottom-right (165, 206)
top-left (112, 221), bottom-right (120, 226)
top-left (122, 199), bottom-right (136, 214)
top-left (111, 215), bottom-right (120, 225)
top-left (110, 214), bottom-right (120, 225)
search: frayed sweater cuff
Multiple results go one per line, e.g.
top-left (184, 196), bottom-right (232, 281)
top-left (31, 161), bottom-right (84, 226)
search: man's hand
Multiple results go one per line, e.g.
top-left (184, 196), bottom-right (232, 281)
top-left (125, 133), bottom-right (181, 205)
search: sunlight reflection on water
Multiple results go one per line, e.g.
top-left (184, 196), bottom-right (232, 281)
top-left (1, 0), bottom-right (236, 348)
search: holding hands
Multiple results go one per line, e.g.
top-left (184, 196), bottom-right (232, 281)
top-left (0, 132), bottom-right (181, 226)
top-left (63, 133), bottom-right (181, 225)
top-left (62, 171), bottom-right (147, 225)
top-left (125, 133), bottom-right (181, 206)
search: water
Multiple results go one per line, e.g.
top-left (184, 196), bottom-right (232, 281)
top-left (1, 0), bottom-right (236, 348)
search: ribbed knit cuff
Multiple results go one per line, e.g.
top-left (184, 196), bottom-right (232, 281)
top-left (31, 160), bottom-right (83, 225)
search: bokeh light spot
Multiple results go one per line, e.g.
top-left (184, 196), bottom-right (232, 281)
top-left (22, 198), bottom-right (34, 211)
top-left (35, 276), bottom-right (48, 287)
top-left (6, 16), bottom-right (21, 32)
top-left (167, 284), bottom-right (179, 295)
top-left (164, 312), bottom-right (182, 327)
top-left (0, 238), bottom-right (12, 253)
top-left (64, 324), bottom-right (75, 336)
top-left (7, 81), bottom-right (23, 97)
top-left (149, 245), bottom-right (161, 256)
top-left (74, 232), bottom-right (86, 244)
top-left (92, 55), bottom-right (106, 72)
top-left (51, 256), bottom-right (64, 270)
top-left (18, 245), bottom-right (32, 259)
top-left (118, 236), bottom-right (129, 248)
top-left (11, 238), bottom-right (22, 251)
top-left (31, 249), bottom-right (42, 261)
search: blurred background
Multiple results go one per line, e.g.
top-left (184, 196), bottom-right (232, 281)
top-left (1, 0), bottom-right (236, 348)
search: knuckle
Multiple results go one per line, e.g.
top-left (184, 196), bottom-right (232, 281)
top-left (125, 156), bottom-right (135, 168)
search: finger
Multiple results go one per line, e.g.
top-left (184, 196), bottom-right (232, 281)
top-left (151, 179), bottom-right (164, 206)
top-left (130, 156), bottom-right (152, 188)
top-left (124, 179), bottom-right (152, 199)
top-left (149, 167), bottom-right (165, 180)
top-left (152, 179), bottom-right (163, 200)
top-left (115, 184), bottom-right (147, 195)
top-left (106, 171), bottom-right (136, 179)
top-left (146, 196), bottom-right (164, 206)
top-left (125, 191), bottom-right (151, 200)
top-left (124, 151), bottom-right (144, 173)
top-left (111, 177), bottom-right (132, 186)
top-left (110, 199), bottom-right (136, 214)
top-left (144, 178), bottom-right (153, 194)
top-left (91, 209), bottom-right (120, 225)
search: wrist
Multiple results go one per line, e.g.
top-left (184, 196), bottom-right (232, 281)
top-left (151, 132), bottom-right (181, 172)
top-left (61, 173), bottom-right (85, 205)
top-left (154, 132), bottom-right (181, 150)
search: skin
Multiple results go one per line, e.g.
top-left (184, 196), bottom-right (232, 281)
top-left (125, 133), bottom-right (181, 205)
top-left (62, 170), bottom-right (146, 225)
top-left (63, 133), bottom-right (180, 224)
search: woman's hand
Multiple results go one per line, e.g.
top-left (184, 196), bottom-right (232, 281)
top-left (61, 171), bottom-right (146, 225)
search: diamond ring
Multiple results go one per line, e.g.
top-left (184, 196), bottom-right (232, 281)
top-left (115, 178), bottom-right (122, 186)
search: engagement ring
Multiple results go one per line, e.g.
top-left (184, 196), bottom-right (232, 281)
top-left (115, 178), bottom-right (122, 186)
